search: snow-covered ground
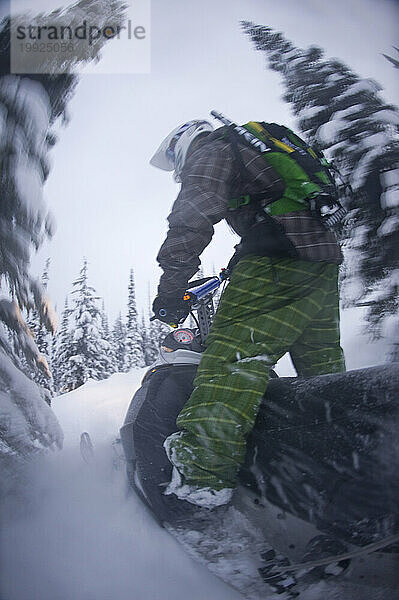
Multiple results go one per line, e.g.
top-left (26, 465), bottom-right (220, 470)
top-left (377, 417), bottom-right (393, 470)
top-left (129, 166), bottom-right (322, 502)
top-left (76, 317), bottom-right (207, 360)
top-left (1, 357), bottom-right (396, 600)
top-left (0, 370), bottom-right (242, 600)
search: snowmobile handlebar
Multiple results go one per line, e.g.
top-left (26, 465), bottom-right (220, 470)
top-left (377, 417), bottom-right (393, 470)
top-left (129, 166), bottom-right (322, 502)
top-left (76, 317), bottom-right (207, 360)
top-left (185, 276), bottom-right (221, 304)
top-left (184, 267), bottom-right (231, 306)
top-left (151, 270), bottom-right (228, 328)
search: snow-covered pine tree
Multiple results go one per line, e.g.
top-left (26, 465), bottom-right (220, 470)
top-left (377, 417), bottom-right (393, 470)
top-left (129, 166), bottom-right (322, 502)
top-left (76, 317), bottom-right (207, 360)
top-left (99, 300), bottom-right (116, 377)
top-left (0, 31), bottom-right (64, 483)
top-left (124, 269), bottom-right (144, 371)
top-left (241, 22), bottom-right (399, 358)
top-left (30, 259), bottom-right (51, 353)
top-left (25, 259), bottom-right (54, 401)
top-left (139, 314), bottom-right (150, 366)
top-left (0, 0), bottom-right (127, 491)
top-left (50, 309), bottom-right (59, 380)
top-left (67, 260), bottom-right (110, 389)
top-left (111, 312), bottom-right (127, 373)
top-left (51, 298), bottom-right (74, 393)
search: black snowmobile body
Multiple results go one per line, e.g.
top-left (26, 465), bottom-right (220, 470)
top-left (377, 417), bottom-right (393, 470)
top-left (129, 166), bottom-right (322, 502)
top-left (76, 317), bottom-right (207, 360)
top-left (120, 346), bottom-right (399, 547)
top-left (120, 265), bottom-right (399, 597)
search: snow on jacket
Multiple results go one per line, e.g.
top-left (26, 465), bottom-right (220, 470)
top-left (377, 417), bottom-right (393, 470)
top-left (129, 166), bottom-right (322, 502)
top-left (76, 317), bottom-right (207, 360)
top-left (156, 129), bottom-right (342, 296)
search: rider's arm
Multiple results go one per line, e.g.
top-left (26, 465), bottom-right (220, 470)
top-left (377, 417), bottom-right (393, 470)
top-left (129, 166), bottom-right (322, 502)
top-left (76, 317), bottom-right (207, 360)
top-left (156, 138), bottom-right (236, 296)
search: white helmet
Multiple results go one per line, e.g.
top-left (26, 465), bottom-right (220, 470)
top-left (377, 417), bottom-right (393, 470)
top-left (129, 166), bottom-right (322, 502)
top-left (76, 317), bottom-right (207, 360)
top-left (150, 119), bottom-right (214, 181)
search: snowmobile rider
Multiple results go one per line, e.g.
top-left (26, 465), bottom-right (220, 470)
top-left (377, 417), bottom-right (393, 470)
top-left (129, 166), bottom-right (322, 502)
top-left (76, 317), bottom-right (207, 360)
top-left (150, 117), bottom-right (345, 507)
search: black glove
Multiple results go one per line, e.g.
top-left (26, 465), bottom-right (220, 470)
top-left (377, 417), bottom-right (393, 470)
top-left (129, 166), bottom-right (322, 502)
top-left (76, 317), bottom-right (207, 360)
top-left (152, 293), bottom-right (192, 327)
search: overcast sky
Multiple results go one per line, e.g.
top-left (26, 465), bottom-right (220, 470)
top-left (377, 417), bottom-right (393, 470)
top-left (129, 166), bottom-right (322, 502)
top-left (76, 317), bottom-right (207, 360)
top-left (4, 0), bottom-right (399, 323)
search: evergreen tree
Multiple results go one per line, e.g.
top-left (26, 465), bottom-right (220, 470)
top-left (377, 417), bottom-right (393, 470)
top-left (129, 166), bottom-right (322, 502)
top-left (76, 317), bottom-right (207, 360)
top-left (139, 314), bottom-right (152, 366)
top-left (98, 300), bottom-right (116, 377)
top-left (26, 259), bottom-right (54, 400)
top-left (0, 0), bottom-right (127, 483)
top-left (27, 259), bottom-right (51, 349)
top-left (111, 312), bottom-right (127, 373)
top-left (52, 298), bottom-right (74, 393)
top-left (50, 307), bottom-right (58, 377)
top-left (241, 22), bottom-right (399, 357)
top-left (124, 269), bottom-right (144, 370)
top-left (66, 260), bottom-right (110, 389)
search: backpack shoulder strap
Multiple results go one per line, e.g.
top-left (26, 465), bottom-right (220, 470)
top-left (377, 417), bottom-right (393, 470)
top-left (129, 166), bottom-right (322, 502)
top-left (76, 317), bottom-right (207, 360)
top-left (254, 122), bottom-right (337, 191)
top-left (224, 125), bottom-right (281, 210)
top-left (224, 125), bottom-right (252, 185)
top-left (246, 121), bottom-right (296, 155)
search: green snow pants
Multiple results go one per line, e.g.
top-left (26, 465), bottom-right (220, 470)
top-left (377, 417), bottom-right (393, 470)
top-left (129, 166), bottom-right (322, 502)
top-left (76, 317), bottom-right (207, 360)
top-left (168, 256), bottom-right (345, 491)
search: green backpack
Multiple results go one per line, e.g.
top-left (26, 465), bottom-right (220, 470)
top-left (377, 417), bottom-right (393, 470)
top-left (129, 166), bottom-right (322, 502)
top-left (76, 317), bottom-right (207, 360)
top-left (227, 121), bottom-right (338, 217)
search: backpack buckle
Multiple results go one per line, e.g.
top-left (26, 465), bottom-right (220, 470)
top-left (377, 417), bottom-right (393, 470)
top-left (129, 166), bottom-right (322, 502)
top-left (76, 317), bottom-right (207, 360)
top-left (309, 194), bottom-right (347, 230)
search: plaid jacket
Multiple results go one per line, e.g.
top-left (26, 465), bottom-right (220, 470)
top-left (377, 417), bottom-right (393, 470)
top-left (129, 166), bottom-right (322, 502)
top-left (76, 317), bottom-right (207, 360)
top-left (157, 130), bottom-right (342, 296)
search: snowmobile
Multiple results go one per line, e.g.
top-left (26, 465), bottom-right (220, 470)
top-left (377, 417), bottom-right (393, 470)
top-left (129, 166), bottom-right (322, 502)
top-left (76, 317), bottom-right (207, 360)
top-left (120, 274), bottom-right (399, 599)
